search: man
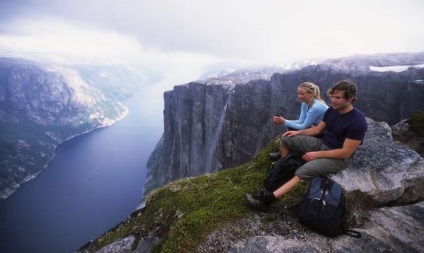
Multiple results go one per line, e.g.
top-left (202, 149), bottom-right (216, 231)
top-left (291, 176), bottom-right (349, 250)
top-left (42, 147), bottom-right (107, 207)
top-left (246, 80), bottom-right (368, 209)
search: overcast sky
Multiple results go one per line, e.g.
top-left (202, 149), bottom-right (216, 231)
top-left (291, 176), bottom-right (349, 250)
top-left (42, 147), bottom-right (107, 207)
top-left (1, 0), bottom-right (423, 85)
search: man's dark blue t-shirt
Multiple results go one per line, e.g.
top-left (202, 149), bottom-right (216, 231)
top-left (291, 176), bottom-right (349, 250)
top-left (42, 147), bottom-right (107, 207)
top-left (322, 107), bottom-right (368, 149)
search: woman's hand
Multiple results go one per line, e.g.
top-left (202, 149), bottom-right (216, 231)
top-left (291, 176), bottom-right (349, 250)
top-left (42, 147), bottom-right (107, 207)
top-left (273, 116), bottom-right (285, 125)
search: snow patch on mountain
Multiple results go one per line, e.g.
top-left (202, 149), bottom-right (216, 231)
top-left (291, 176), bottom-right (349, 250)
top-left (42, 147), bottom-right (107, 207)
top-left (370, 64), bottom-right (424, 72)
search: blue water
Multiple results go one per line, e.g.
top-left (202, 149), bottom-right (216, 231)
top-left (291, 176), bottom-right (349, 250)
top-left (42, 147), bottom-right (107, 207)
top-left (0, 94), bottom-right (162, 253)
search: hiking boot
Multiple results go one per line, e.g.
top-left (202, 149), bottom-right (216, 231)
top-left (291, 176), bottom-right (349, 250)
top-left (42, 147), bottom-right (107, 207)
top-left (268, 152), bottom-right (281, 160)
top-left (245, 190), bottom-right (277, 211)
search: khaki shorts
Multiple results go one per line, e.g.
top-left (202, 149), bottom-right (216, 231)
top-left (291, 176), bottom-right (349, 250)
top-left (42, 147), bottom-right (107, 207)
top-left (279, 135), bottom-right (350, 180)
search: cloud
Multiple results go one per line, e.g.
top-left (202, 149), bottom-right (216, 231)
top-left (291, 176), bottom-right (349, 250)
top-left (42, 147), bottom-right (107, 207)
top-left (0, 19), bottom-right (144, 64)
top-left (1, 0), bottom-right (424, 69)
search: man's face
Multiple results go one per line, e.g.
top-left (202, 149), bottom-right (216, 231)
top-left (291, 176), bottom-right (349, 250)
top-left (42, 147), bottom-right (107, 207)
top-left (330, 90), bottom-right (351, 110)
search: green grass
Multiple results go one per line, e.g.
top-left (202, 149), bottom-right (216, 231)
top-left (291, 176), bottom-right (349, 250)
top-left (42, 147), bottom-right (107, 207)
top-left (408, 112), bottom-right (424, 137)
top-left (392, 111), bottom-right (424, 157)
top-left (87, 138), bottom-right (309, 253)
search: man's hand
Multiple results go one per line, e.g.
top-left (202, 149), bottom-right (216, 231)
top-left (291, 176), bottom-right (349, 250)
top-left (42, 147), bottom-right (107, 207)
top-left (283, 130), bottom-right (299, 137)
top-left (302, 152), bottom-right (318, 162)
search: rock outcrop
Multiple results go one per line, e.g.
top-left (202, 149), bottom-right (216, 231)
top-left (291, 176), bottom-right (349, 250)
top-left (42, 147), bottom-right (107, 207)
top-left (226, 199), bottom-right (423, 253)
top-left (224, 118), bottom-right (424, 253)
top-left (143, 52), bottom-right (424, 197)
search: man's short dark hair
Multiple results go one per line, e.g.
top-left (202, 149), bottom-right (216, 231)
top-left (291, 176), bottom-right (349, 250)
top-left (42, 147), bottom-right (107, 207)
top-left (327, 80), bottom-right (357, 102)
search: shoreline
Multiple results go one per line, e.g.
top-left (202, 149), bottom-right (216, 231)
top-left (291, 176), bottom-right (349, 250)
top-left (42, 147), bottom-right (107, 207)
top-left (0, 103), bottom-right (130, 203)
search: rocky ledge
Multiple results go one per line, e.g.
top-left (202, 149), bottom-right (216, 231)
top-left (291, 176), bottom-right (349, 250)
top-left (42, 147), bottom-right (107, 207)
top-left (222, 118), bottom-right (424, 253)
top-left (77, 117), bottom-right (424, 253)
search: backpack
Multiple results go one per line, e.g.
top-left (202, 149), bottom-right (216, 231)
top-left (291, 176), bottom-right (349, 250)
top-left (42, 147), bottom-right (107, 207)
top-left (263, 153), bottom-right (305, 192)
top-left (298, 176), bottom-right (361, 238)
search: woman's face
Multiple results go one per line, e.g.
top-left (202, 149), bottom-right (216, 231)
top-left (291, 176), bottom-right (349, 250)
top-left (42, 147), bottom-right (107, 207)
top-left (297, 87), bottom-right (313, 103)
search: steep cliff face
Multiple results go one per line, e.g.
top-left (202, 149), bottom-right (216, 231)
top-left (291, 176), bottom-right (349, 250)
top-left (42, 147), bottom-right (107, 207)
top-left (0, 57), bottom-right (150, 201)
top-left (144, 52), bottom-right (424, 196)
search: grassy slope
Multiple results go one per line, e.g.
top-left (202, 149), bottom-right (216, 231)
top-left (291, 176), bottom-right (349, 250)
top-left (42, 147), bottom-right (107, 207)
top-left (81, 138), bottom-right (308, 252)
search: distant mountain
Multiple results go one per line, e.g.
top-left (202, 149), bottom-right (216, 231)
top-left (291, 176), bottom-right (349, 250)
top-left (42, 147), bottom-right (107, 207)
top-left (320, 52), bottom-right (424, 70)
top-left (0, 57), bottom-right (161, 201)
top-left (143, 51), bottom-right (424, 197)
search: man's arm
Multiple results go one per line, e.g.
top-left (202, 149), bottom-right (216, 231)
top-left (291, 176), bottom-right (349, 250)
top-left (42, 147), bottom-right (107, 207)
top-left (302, 138), bottom-right (362, 161)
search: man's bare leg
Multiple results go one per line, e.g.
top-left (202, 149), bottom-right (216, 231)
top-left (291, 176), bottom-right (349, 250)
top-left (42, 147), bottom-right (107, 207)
top-left (273, 176), bottom-right (301, 199)
top-left (280, 143), bottom-right (290, 158)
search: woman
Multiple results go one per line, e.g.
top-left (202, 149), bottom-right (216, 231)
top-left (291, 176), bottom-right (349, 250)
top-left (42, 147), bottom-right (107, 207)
top-left (273, 82), bottom-right (328, 130)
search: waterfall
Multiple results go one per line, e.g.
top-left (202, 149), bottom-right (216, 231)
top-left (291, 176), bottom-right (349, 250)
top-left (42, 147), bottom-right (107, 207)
top-left (205, 89), bottom-right (233, 172)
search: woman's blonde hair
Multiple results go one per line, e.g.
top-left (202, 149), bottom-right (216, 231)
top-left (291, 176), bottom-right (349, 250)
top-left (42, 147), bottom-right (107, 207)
top-left (299, 82), bottom-right (325, 103)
